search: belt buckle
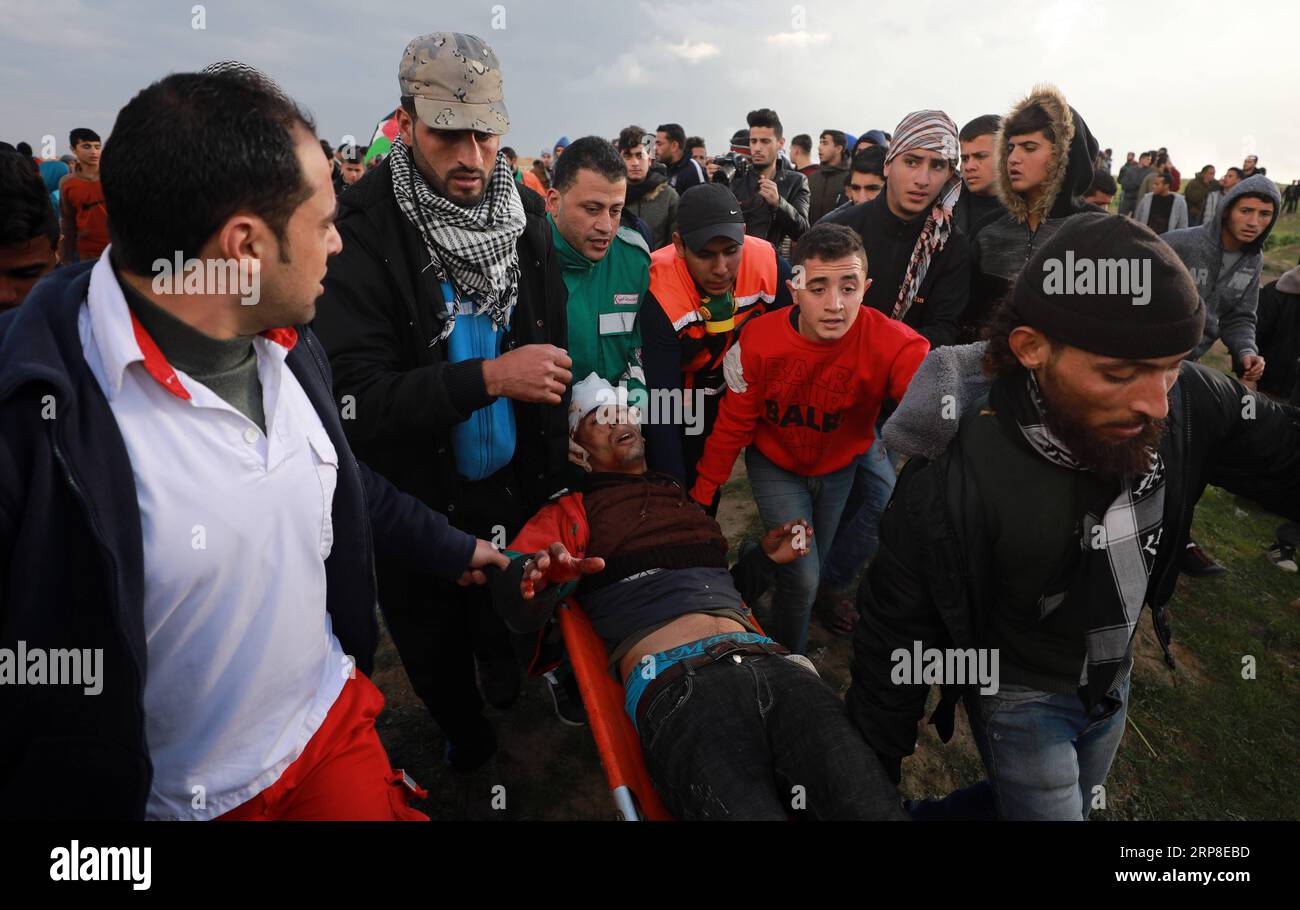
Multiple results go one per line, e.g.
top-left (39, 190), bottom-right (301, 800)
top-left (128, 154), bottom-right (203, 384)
top-left (703, 637), bottom-right (747, 662)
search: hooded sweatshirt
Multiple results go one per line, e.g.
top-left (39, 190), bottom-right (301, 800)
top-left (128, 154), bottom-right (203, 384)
top-left (966, 85), bottom-right (1100, 340)
top-left (1162, 174), bottom-right (1281, 364)
top-left (625, 162), bottom-right (679, 250)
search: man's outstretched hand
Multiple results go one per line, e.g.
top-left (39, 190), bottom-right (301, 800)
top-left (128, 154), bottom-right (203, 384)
top-left (457, 538), bottom-right (511, 586)
top-left (760, 519), bottom-right (813, 565)
top-left (520, 542), bottom-right (605, 600)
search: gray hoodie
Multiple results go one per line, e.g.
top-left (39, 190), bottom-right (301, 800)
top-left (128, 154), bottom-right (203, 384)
top-left (1161, 174), bottom-right (1281, 363)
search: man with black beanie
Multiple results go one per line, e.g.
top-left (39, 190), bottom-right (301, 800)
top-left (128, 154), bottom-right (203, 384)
top-left (847, 213), bottom-right (1300, 820)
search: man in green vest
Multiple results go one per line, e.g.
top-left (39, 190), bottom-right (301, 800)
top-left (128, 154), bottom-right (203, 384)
top-left (546, 135), bottom-right (649, 445)
top-left (543, 135), bottom-right (652, 725)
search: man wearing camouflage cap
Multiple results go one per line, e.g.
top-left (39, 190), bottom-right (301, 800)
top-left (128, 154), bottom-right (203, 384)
top-left (314, 32), bottom-right (571, 774)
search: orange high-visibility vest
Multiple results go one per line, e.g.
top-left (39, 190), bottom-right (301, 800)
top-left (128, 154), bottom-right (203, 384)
top-left (647, 235), bottom-right (779, 389)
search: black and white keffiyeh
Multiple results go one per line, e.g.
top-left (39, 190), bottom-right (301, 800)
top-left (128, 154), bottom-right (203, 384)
top-left (1015, 374), bottom-right (1165, 708)
top-left (388, 135), bottom-right (526, 340)
top-left (883, 110), bottom-right (963, 322)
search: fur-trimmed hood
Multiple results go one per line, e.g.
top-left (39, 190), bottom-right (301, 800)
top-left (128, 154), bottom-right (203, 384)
top-left (995, 84), bottom-right (1099, 224)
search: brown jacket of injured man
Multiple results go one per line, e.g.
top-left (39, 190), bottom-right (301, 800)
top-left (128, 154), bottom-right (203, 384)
top-left (487, 373), bottom-right (905, 820)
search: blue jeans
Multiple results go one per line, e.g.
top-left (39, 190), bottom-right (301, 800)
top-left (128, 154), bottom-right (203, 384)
top-left (744, 447), bottom-right (856, 654)
top-left (639, 653), bottom-right (905, 820)
top-left (909, 673), bottom-right (1131, 821)
top-left (820, 433), bottom-right (898, 592)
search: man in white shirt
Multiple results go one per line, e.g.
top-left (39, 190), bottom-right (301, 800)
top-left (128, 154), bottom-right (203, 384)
top-left (0, 68), bottom-right (505, 820)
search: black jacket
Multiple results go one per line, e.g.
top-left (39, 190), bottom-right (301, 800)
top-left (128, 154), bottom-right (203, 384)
top-left (730, 157), bottom-right (811, 250)
top-left (0, 263), bottom-right (475, 819)
top-left (806, 159), bottom-right (850, 226)
top-left (823, 194), bottom-right (970, 347)
top-left (952, 189), bottom-right (1005, 240)
top-left (311, 161), bottom-right (570, 521)
top-left (665, 154), bottom-right (707, 194)
top-left (1257, 276), bottom-right (1300, 402)
top-left (846, 362), bottom-right (1300, 778)
top-left (966, 88), bottom-right (1101, 341)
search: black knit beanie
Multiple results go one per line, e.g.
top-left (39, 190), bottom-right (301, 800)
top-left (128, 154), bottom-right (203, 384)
top-left (1013, 212), bottom-right (1205, 359)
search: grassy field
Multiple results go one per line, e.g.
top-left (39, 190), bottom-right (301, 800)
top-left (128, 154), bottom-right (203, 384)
top-left (373, 209), bottom-right (1300, 821)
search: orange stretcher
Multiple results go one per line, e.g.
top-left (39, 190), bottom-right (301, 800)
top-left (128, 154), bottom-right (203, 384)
top-left (556, 598), bottom-right (673, 821)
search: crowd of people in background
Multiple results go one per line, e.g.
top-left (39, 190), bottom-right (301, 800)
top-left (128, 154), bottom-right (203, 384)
top-left (2, 32), bottom-right (1298, 824)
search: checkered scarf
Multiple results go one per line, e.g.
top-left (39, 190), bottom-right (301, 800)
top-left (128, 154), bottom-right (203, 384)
top-left (388, 135), bottom-right (525, 340)
top-left (884, 110), bottom-right (963, 322)
top-left (1014, 373), bottom-right (1165, 707)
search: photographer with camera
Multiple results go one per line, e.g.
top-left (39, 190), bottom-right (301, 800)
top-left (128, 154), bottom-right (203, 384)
top-left (705, 129), bottom-right (751, 187)
top-left (725, 109), bottom-right (810, 251)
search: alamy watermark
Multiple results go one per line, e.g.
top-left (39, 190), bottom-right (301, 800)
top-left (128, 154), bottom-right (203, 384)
top-left (1042, 251), bottom-right (1151, 306)
top-left (50, 841), bottom-right (150, 890)
top-left (0, 641), bottom-right (102, 695)
top-left (592, 383), bottom-right (708, 436)
top-left (151, 253), bottom-right (261, 306)
top-left (891, 641), bottom-right (1000, 694)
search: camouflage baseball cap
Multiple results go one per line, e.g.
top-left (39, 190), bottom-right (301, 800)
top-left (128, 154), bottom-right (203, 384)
top-left (398, 32), bottom-right (510, 135)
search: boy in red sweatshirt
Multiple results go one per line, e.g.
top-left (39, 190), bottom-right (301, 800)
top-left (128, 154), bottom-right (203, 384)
top-left (691, 223), bottom-right (928, 652)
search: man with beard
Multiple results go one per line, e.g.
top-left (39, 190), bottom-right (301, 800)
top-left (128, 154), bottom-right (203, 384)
top-left (729, 108), bottom-right (810, 252)
top-left (847, 213), bottom-right (1300, 820)
top-left (0, 70), bottom-right (503, 819)
top-left (617, 126), bottom-right (678, 250)
top-left (312, 33), bottom-right (571, 772)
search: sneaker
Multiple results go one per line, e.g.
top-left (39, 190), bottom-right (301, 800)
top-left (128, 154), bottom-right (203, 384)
top-left (1180, 541), bottom-right (1227, 578)
top-left (543, 668), bottom-right (588, 727)
top-left (476, 655), bottom-right (521, 710)
top-left (1267, 541), bottom-right (1298, 573)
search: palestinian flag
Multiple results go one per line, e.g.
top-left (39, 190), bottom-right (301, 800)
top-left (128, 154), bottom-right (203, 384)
top-left (365, 109), bottom-right (400, 163)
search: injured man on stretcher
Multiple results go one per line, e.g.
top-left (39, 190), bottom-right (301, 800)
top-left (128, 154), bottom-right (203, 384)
top-left (488, 374), bottom-right (903, 820)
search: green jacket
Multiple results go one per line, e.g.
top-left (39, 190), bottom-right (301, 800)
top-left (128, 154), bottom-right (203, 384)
top-left (549, 215), bottom-right (649, 399)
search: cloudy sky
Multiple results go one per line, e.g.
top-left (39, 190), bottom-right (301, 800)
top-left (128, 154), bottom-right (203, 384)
top-left (4, 0), bottom-right (1298, 180)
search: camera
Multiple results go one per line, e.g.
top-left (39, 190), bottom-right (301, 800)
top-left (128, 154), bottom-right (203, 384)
top-left (710, 151), bottom-right (751, 185)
